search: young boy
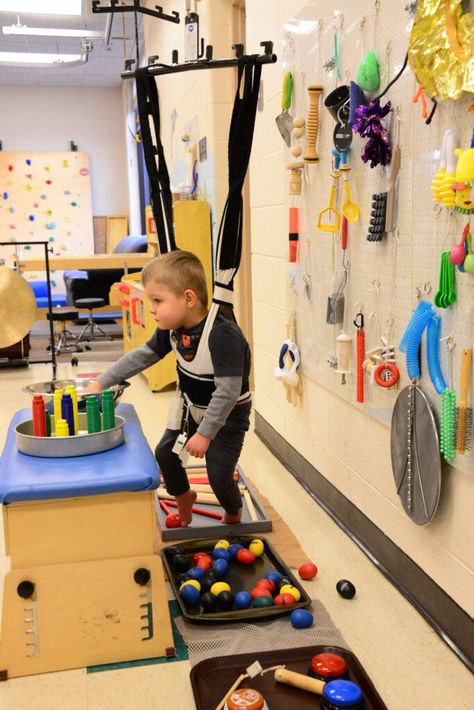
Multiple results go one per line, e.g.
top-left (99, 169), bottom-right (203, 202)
top-left (83, 250), bottom-right (251, 527)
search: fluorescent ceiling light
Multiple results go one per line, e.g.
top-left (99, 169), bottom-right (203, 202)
top-left (0, 51), bottom-right (82, 66)
top-left (2, 25), bottom-right (104, 38)
top-left (0, 0), bottom-right (81, 14)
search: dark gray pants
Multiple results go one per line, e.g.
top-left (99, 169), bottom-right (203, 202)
top-left (155, 401), bottom-right (251, 515)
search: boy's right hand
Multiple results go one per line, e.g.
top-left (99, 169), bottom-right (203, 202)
top-left (81, 380), bottom-right (103, 394)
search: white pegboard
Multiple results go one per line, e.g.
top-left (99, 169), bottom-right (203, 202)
top-left (283, 1), bottom-right (474, 475)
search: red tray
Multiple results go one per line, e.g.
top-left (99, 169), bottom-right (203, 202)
top-left (190, 645), bottom-right (388, 709)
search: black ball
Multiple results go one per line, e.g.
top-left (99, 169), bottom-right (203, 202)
top-left (166, 545), bottom-right (184, 560)
top-left (336, 579), bottom-right (356, 599)
top-left (218, 591), bottom-right (235, 610)
top-left (201, 592), bottom-right (218, 613)
top-left (172, 554), bottom-right (192, 572)
top-left (278, 576), bottom-right (292, 592)
top-left (199, 575), bottom-right (216, 594)
top-left (176, 573), bottom-right (193, 586)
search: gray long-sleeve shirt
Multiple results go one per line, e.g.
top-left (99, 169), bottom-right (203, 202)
top-left (97, 344), bottom-right (244, 439)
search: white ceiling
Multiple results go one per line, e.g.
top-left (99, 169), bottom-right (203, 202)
top-left (0, 1), bottom-right (144, 87)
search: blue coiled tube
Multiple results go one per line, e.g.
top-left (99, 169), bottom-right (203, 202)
top-left (405, 307), bottom-right (435, 379)
top-left (426, 315), bottom-right (447, 394)
top-left (399, 300), bottom-right (432, 353)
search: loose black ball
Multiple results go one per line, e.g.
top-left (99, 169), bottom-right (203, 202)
top-left (218, 591), bottom-right (235, 610)
top-left (172, 554), bottom-right (192, 572)
top-left (336, 579), bottom-right (356, 599)
top-left (201, 592), bottom-right (218, 613)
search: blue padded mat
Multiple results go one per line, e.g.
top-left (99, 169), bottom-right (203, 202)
top-left (0, 403), bottom-right (159, 504)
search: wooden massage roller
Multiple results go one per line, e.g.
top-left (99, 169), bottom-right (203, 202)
top-left (304, 85), bottom-right (323, 163)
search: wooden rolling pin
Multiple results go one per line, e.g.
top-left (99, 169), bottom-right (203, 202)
top-left (274, 667), bottom-right (325, 695)
top-left (157, 489), bottom-right (220, 506)
top-left (304, 85), bottom-right (323, 163)
top-left (190, 483), bottom-right (247, 494)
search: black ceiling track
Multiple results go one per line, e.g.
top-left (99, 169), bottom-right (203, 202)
top-left (91, 1), bottom-right (180, 25)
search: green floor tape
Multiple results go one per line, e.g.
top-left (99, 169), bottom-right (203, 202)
top-left (87, 600), bottom-right (188, 673)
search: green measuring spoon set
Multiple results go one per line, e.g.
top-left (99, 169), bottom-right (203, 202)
top-left (434, 251), bottom-right (456, 308)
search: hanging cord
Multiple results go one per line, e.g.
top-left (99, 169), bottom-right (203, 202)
top-left (374, 52), bottom-right (408, 102)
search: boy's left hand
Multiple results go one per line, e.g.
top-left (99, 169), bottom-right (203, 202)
top-left (185, 432), bottom-right (211, 458)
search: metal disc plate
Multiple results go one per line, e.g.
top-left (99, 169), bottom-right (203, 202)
top-left (390, 385), bottom-right (442, 525)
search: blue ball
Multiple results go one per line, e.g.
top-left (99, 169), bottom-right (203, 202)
top-left (212, 558), bottom-right (229, 577)
top-left (290, 609), bottom-right (314, 629)
top-left (188, 566), bottom-right (206, 581)
top-left (227, 543), bottom-right (243, 559)
top-left (234, 591), bottom-right (252, 609)
top-left (179, 584), bottom-right (200, 605)
top-left (264, 571), bottom-right (282, 585)
top-left (212, 547), bottom-right (230, 561)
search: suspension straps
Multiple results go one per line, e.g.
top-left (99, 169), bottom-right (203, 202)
top-left (135, 68), bottom-right (176, 253)
top-left (215, 56), bottom-right (262, 279)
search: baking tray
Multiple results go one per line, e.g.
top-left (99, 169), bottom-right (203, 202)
top-left (161, 535), bottom-right (311, 623)
top-left (15, 413), bottom-right (125, 457)
top-left (190, 645), bottom-right (388, 710)
top-left (156, 465), bottom-right (272, 540)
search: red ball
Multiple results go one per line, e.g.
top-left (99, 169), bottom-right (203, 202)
top-left (237, 548), bottom-right (256, 565)
top-left (256, 579), bottom-right (275, 593)
top-left (250, 586), bottom-right (272, 600)
top-left (166, 513), bottom-right (182, 528)
top-left (298, 561), bottom-right (318, 580)
top-left (274, 592), bottom-right (297, 605)
top-left (193, 552), bottom-right (208, 564)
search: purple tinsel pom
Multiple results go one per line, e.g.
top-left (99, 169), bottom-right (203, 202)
top-left (353, 99), bottom-right (393, 168)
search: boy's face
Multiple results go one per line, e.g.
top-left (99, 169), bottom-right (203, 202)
top-left (145, 280), bottom-right (191, 330)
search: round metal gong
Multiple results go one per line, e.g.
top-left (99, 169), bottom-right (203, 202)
top-left (390, 384), bottom-right (442, 525)
top-left (0, 266), bottom-right (37, 348)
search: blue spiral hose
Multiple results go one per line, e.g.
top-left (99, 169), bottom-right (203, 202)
top-left (399, 300), bottom-right (432, 353)
top-left (405, 306), bottom-right (435, 379)
top-left (426, 315), bottom-right (447, 394)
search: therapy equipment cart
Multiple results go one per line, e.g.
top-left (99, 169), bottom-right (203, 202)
top-left (0, 403), bottom-right (174, 679)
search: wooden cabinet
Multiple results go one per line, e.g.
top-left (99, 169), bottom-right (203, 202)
top-left (117, 200), bottom-right (213, 391)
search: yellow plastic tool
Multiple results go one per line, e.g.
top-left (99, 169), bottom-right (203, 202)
top-left (318, 172), bottom-right (341, 232)
top-left (341, 169), bottom-right (359, 222)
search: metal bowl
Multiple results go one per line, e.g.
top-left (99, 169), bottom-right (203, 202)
top-left (22, 378), bottom-right (130, 404)
top-left (16, 413), bottom-right (125, 458)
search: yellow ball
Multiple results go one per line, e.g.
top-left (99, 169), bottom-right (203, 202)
top-left (280, 584), bottom-right (301, 601)
top-left (214, 539), bottom-right (230, 550)
top-left (180, 579), bottom-right (201, 592)
top-left (249, 539), bottom-right (264, 557)
top-left (210, 581), bottom-right (231, 596)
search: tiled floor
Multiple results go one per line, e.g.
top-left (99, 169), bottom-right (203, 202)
top-left (0, 360), bottom-right (472, 709)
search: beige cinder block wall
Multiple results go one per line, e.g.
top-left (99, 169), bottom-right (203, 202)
top-left (246, 0), bottom-right (473, 617)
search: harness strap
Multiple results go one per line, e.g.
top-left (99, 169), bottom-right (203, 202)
top-left (135, 68), bottom-right (176, 254)
top-left (215, 56), bottom-right (262, 288)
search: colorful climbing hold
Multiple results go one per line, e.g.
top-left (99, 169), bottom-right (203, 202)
top-left (26, 159), bottom-right (31, 165)
top-left (46, 223), bottom-right (56, 230)
top-left (29, 215), bottom-right (35, 221)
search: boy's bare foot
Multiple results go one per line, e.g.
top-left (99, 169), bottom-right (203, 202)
top-left (222, 508), bottom-right (242, 524)
top-left (175, 489), bottom-right (197, 527)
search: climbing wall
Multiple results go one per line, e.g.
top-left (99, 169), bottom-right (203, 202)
top-left (0, 151), bottom-right (94, 293)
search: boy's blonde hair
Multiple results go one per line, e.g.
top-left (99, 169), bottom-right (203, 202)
top-left (141, 250), bottom-right (208, 306)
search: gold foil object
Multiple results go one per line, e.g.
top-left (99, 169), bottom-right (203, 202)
top-left (408, 0), bottom-right (474, 100)
top-left (0, 267), bottom-right (37, 348)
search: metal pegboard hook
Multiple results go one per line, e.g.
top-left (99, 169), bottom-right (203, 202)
top-left (415, 281), bottom-right (432, 299)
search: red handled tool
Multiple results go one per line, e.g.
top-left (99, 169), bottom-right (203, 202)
top-left (165, 499), bottom-right (223, 521)
top-left (354, 313), bottom-right (365, 403)
top-left (289, 207), bottom-right (299, 263)
top-left (341, 215), bottom-right (348, 250)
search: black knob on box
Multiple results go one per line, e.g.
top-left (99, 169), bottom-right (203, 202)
top-left (17, 580), bottom-right (35, 599)
top-left (134, 568), bottom-right (151, 586)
